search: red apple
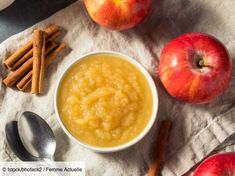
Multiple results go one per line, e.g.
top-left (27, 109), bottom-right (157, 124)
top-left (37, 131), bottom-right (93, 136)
top-left (194, 153), bottom-right (235, 176)
top-left (84, 0), bottom-right (152, 30)
top-left (158, 33), bottom-right (232, 104)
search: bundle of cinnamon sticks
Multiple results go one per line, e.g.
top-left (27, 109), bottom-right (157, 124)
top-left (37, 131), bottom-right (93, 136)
top-left (3, 25), bottom-right (65, 94)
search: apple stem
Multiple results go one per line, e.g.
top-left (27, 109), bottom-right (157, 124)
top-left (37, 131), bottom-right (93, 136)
top-left (198, 59), bottom-right (204, 67)
top-left (197, 58), bottom-right (210, 68)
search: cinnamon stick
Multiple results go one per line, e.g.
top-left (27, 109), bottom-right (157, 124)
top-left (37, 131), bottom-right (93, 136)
top-left (3, 42), bottom-right (57, 87)
top-left (148, 120), bottom-right (172, 176)
top-left (9, 49), bottom-right (33, 71)
top-left (47, 31), bottom-right (61, 42)
top-left (3, 25), bottom-right (59, 68)
top-left (45, 43), bottom-right (65, 66)
top-left (4, 40), bottom-right (32, 69)
top-left (16, 43), bottom-right (65, 91)
top-left (44, 24), bottom-right (59, 37)
top-left (16, 70), bottom-right (32, 91)
top-left (9, 30), bottom-right (61, 71)
top-left (31, 29), bottom-right (46, 94)
top-left (3, 57), bottom-right (33, 87)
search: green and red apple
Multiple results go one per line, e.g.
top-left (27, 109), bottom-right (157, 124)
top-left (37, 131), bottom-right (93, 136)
top-left (159, 33), bottom-right (232, 104)
top-left (194, 153), bottom-right (235, 176)
top-left (84, 0), bottom-right (152, 30)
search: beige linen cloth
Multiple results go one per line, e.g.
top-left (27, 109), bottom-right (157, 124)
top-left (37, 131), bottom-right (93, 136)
top-left (0, 0), bottom-right (235, 175)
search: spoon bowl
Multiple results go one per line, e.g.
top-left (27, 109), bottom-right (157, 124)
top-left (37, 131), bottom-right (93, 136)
top-left (18, 111), bottom-right (56, 160)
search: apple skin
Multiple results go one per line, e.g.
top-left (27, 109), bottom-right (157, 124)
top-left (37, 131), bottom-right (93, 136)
top-left (194, 153), bottom-right (235, 176)
top-left (84, 0), bottom-right (152, 30)
top-left (158, 33), bottom-right (232, 104)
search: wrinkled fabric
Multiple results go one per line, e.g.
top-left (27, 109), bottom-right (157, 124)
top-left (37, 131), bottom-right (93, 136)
top-left (0, 1), bottom-right (235, 175)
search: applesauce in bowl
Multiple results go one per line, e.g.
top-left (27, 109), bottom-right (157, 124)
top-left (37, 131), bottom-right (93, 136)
top-left (55, 52), bottom-right (158, 152)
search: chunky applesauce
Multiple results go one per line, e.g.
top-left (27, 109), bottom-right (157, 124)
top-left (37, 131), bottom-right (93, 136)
top-left (57, 54), bottom-right (153, 147)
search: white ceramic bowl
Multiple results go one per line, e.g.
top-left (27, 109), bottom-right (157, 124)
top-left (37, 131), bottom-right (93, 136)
top-left (54, 51), bottom-right (158, 153)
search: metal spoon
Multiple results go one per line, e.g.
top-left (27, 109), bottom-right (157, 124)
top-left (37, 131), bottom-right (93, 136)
top-left (18, 111), bottom-right (56, 161)
top-left (5, 113), bottom-right (63, 176)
